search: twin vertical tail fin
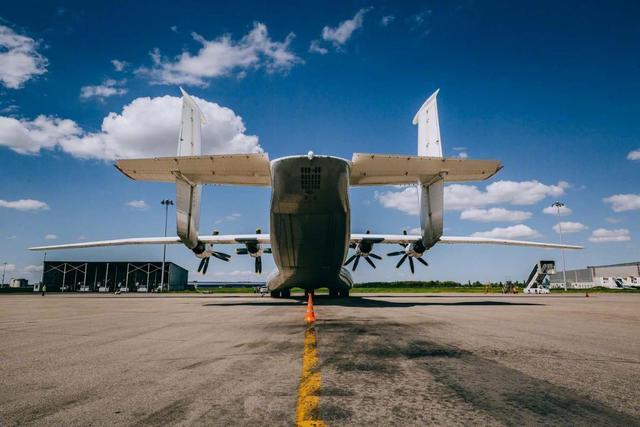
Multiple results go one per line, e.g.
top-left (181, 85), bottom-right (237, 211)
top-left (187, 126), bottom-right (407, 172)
top-left (176, 88), bottom-right (204, 250)
top-left (413, 89), bottom-right (444, 248)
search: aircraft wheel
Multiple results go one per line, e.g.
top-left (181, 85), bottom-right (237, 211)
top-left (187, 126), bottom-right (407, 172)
top-left (329, 289), bottom-right (339, 298)
top-left (339, 289), bottom-right (349, 297)
top-left (270, 291), bottom-right (281, 298)
top-left (281, 289), bottom-right (291, 298)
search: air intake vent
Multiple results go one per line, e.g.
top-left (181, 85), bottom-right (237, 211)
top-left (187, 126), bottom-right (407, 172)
top-left (301, 166), bottom-right (321, 191)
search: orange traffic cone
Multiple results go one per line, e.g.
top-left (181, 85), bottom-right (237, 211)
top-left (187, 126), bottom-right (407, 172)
top-left (304, 292), bottom-right (316, 324)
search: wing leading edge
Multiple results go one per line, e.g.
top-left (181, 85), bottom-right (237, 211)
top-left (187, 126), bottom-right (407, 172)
top-left (350, 234), bottom-right (582, 250)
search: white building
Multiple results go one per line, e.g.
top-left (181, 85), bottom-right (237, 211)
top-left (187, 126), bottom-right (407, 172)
top-left (549, 261), bottom-right (640, 289)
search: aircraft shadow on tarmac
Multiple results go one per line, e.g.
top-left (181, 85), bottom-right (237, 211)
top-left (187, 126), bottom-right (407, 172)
top-left (202, 296), bottom-right (544, 308)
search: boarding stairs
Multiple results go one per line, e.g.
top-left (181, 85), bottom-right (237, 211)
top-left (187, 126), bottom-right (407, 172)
top-left (524, 260), bottom-right (556, 293)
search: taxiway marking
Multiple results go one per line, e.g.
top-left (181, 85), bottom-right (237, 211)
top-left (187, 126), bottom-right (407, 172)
top-left (295, 326), bottom-right (326, 427)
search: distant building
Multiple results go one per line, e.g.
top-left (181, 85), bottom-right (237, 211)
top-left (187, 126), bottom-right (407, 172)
top-left (41, 261), bottom-right (188, 292)
top-left (9, 278), bottom-right (29, 288)
top-left (549, 261), bottom-right (640, 289)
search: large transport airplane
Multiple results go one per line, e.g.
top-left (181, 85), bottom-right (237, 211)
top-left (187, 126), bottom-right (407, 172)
top-left (31, 89), bottom-right (582, 297)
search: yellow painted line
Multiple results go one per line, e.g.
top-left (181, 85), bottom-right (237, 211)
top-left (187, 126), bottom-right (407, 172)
top-left (295, 326), bottom-right (326, 427)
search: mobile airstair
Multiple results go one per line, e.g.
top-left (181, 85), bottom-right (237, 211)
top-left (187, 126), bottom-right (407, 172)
top-left (524, 260), bottom-right (555, 294)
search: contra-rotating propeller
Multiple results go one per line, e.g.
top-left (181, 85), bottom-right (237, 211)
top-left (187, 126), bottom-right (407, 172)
top-left (195, 230), bottom-right (231, 275)
top-left (387, 230), bottom-right (429, 274)
top-left (236, 228), bottom-right (271, 274)
top-left (344, 230), bottom-right (384, 271)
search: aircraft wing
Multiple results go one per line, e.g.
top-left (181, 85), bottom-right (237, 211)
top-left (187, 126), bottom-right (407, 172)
top-left (350, 153), bottom-right (502, 185)
top-left (349, 234), bottom-right (582, 250)
top-left (29, 233), bottom-right (271, 251)
top-left (115, 153), bottom-right (271, 186)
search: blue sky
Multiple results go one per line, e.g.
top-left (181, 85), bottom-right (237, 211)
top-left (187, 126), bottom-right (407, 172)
top-left (1, 1), bottom-right (639, 284)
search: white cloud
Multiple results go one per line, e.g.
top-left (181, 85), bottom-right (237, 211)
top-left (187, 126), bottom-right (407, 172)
top-left (0, 94), bottom-right (261, 160)
top-left (375, 187), bottom-right (419, 215)
top-left (80, 79), bottom-right (127, 100)
top-left (308, 40), bottom-right (328, 55)
top-left (457, 151), bottom-right (468, 159)
top-left (375, 180), bottom-right (568, 215)
top-left (460, 208), bottom-right (532, 222)
top-left (44, 234), bottom-right (57, 240)
top-left (606, 217), bottom-right (622, 224)
top-left (0, 24), bottom-right (48, 89)
top-left (627, 149), bottom-right (640, 161)
top-left (24, 264), bottom-right (43, 273)
top-left (137, 23), bottom-right (301, 86)
top-left (381, 15), bottom-right (395, 26)
top-left (542, 205), bottom-right (572, 216)
top-left (111, 59), bottom-right (128, 72)
top-left (0, 199), bottom-right (49, 211)
top-left (603, 194), bottom-right (640, 212)
top-left (214, 212), bottom-right (241, 224)
top-left (552, 221), bottom-right (587, 234)
top-left (2, 263), bottom-right (16, 273)
top-left (471, 224), bottom-right (540, 239)
top-left (126, 200), bottom-right (149, 210)
top-left (321, 8), bottom-right (371, 47)
top-left (588, 228), bottom-right (631, 243)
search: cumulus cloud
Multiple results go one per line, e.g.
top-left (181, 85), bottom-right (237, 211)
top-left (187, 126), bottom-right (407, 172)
top-left (375, 180), bottom-right (568, 215)
top-left (603, 194), bottom-right (640, 212)
top-left (471, 224), bottom-right (540, 239)
top-left (0, 24), bottom-right (48, 89)
top-left (126, 200), bottom-right (149, 210)
top-left (323, 8), bottom-right (369, 46)
top-left (2, 263), bottom-right (16, 273)
top-left (137, 23), bottom-right (301, 86)
top-left (0, 199), bottom-right (49, 211)
top-left (552, 221), bottom-right (587, 234)
top-left (215, 212), bottom-right (241, 224)
top-left (24, 264), bottom-right (43, 273)
top-left (542, 205), bottom-right (572, 216)
top-left (80, 79), bottom-right (127, 100)
top-left (0, 94), bottom-right (261, 160)
top-left (381, 15), bottom-right (395, 26)
top-left (308, 40), bottom-right (328, 55)
top-left (111, 59), bottom-right (128, 72)
top-left (44, 234), bottom-right (57, 240)
top-left (627, 149), bottom-right (640, 161)
top-left (460, 208), bottom-right (532, 222)
top-left (588, 228), bottom-right (631, 243)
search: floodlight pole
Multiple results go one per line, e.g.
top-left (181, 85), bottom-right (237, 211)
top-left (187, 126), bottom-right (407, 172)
top-left (160, 199), bottom-right (174, 292)
top-left (552, 201), bottom-right (568, 291)
top-left (1, 262), bottom-right (6, 287)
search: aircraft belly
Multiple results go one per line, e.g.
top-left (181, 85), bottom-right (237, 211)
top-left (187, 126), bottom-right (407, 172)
top-left (269, 156), bottom-right (351, 290)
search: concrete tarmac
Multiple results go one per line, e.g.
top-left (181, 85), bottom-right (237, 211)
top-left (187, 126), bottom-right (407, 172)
top-left (1, 293), bottom-right (639, 426)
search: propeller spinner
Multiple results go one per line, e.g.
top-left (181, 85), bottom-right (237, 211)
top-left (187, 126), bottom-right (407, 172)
top-left (344, 230), bottom-right (384, 271)
top-left (386, 230), bottom-right (429, 274)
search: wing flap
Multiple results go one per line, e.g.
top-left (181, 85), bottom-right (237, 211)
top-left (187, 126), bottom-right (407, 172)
top-left (350, 153), bottom-right (501, 185)
top-left (115, 153), bottom-right (272, 186)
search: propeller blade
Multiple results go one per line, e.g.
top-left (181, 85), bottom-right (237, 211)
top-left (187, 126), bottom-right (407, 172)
top-left (399, 243), bottom-right (408, 248)
top-left (416, 257), bottom-right (429, 267)
top-left (255, 256), bottom-right (262, 274)
top-left (396, 254), bottom-right (408, 268)
top-left (264, 248), bottom-right (272, 254)
top-left (369, 253), bottom-right (382, 260)
top-left (344, 254), bottom-right (357, 266)
top-left (202, 257), bottom-right (210, 275)
top-left (197, 257), bottom-right (206, 272)
top-left (352, 255), bottom-right (360, 271)
top-left (236, 248), bottom-right (249, 255)
top-left (387, 251), bottom-right (405, 256)
top-left (409, 257), bottom-right (415, 274)
top-left (349, 242), bottom-right (357, 249)
top-left (211, 252), bottom-right (230, 262)
top-left (364, 256), bottom-right (376, 269)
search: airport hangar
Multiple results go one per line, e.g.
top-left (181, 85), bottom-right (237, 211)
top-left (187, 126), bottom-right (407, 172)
top-left (548, 261), bottom-right (640, 289)
top-left (38, 261), bottom-right (188, 292)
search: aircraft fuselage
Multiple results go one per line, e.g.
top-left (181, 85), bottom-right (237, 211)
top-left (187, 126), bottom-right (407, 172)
top-left (266, 155), bottom-right (354, 293)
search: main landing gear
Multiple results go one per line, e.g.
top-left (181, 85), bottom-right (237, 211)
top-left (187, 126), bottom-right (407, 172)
top-left (270, 289), bottom-right (291, 298)
top-left (329, 288), bottom-right (349, 298)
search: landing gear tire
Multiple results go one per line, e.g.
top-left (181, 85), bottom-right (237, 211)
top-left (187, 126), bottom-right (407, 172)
top-left (329, 289), bottom-right (339, 298)
top-left (270, 291), bottom-right (281, 298)
top-left (281, 289), bottom-right (291, 298)
top-left (338, 289), bottom-right (349, 297)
